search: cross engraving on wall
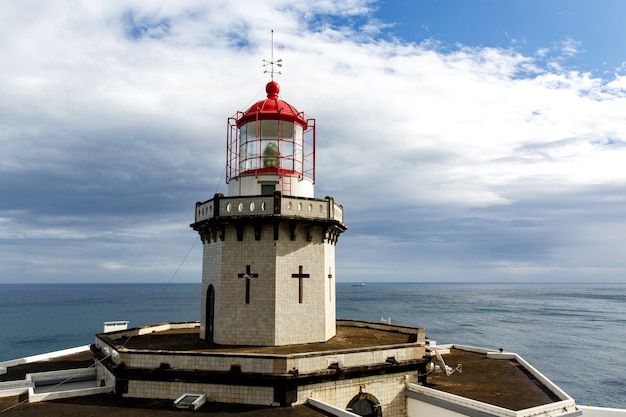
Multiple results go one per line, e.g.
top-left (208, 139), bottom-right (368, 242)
top-left (237, 265), bottom-right (259, 304)
top-left (291, 265), bottom-right (310, 304)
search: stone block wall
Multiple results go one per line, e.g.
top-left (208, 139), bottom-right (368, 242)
top-left (201, 221), bottom-right (338, 346)
top-left (301, 373), bottom-right (418, 417)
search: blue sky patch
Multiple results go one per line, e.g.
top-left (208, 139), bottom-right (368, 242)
top-left (122, 10), bottom-right (171, 40)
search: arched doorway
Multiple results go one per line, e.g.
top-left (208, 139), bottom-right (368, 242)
top-left (347, 391), bottom-right (382, 417)
top-left (206, 285), bottom-right (215, 342)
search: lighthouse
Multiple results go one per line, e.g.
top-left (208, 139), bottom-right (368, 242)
top-left (95, 56), bottom-right (426, 413)
top-left (191, 78), bottom-right (347, 346)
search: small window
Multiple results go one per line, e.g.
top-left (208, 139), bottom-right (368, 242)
top-left (347, 392), bottom-right (382, 417)
top-left (261, 184), bottom-right (275, 196)
top-left (351, 399), bottom-right (375, 416)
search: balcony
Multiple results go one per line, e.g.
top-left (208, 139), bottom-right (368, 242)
top-left (194, 193), bottom-right (343, 224)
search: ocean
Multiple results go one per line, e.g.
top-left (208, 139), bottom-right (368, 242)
top-left (1, 282), bottom-right (625, 409)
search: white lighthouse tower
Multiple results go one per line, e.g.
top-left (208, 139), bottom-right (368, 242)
top-left (191, 75), bottom-right (346, 346)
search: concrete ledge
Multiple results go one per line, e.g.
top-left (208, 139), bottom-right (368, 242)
top-left (0, 380), bottom-right (31, 398)
top-left (27, 367), bottom-right (96, 386)
top-left (406, 382), bottom-right (581, 417)
top-left (95, 320), bottom-right (426, 375)
top-left (29, 384), bottom-right (113, 403)
top-left (578, 406), bottom-right (626, 417)
top-left (307, 397), bottom-right (357, 417)
top-left (27, 368), bottom-right (113, 403)
top-left (0, 345), bottom-right (91, 369)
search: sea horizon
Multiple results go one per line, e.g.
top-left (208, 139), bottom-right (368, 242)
top-left (3, 280), bottom-right (625, 285)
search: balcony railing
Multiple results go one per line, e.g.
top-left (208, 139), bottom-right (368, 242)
top-left (195, 194), bottom-right (343, 224)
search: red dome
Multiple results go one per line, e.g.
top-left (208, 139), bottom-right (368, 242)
top-left (236, 81), bottom-right (306, 127)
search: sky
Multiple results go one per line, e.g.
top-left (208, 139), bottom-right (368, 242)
top-left (1, 0), bottom-right (626, 284)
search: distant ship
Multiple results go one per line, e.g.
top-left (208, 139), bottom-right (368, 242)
top-left (351, 283), bottom-right (366, 287)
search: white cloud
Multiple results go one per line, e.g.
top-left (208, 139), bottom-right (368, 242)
top-left (1, 0), bottom-right (626, 283)
top-left (560, 37), bottom-right (580, 57)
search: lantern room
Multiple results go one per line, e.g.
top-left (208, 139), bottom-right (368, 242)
top-left (226, 81), bottom-right (316, 198)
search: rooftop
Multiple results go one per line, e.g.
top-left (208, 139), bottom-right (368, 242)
top-left (1, 331), bottom-right (574, 416)
top-left (425, 347), bottom-right (562, 411)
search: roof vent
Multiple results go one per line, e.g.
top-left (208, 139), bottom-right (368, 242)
top-left (174, 393), bottom-right (206, 411)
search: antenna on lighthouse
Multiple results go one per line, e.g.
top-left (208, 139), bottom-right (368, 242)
top-left (263, 29), bottom-right (282, 80)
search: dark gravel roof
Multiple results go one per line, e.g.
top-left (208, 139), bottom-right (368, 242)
top-left (426, 348), bottom-right (562, 411)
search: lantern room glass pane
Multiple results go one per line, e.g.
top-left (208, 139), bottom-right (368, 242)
top-left (294, 124), bottom-right (303, 139)
top-left (244, 122), bottom-right (256, 138)
top-left (281, 122), bottom-right (294, 138)
top-left (239, 122), bottom-right (261, 172)
top-left (281, 140), bottom-right (294, 170)
top-left (294, 124), bottom-right (303, 172)
top-left (261, 120), bottom-right (279, 138)
top-left (247, 141), bottom-right (259, 169)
